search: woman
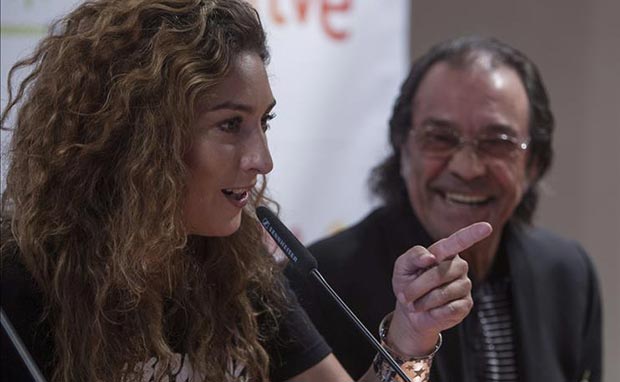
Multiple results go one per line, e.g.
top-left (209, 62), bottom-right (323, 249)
top-left (1, 1), bottom-right (486, 381)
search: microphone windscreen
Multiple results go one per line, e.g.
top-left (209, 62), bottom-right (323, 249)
top-left (256, 206), bottom-right (318, 275)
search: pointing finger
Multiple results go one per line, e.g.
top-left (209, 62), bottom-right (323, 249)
top-left (394, 245), bottom-right (437, 276)
top-left (428, 222), bottom-right (492, 261)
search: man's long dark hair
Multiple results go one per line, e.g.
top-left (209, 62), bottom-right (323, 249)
top-left (370, 36), bottom-right (554, 224)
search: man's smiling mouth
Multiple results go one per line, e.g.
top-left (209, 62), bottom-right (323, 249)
top-left (443, 192), bottom-right (493, 206)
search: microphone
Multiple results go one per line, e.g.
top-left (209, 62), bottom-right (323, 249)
top-left (256, 206), bottom-right (412, 382)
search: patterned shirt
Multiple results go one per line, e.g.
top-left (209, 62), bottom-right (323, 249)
top-left (464, 252), bottom-right (519, 382)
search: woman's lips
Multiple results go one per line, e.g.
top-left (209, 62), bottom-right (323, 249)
top-left (222, 187), bottom-right (251, 207)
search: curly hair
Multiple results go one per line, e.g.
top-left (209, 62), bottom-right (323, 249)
top-left (370, 36), bottom-right (554, 225)
top-left (1, 0), bottom-right (284, 381)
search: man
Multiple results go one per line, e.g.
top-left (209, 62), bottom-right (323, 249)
top-left (288, 36), bottom-right (602, 381)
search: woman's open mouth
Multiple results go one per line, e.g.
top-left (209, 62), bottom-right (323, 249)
top-left (222, 187), bottom-right (251, 207)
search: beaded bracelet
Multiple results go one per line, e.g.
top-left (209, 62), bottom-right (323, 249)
top-left (372, 311), bottom-right (442, 382)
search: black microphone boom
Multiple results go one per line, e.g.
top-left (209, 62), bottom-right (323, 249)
top-left (257, 206), bottom-right (317, 275)
top-left (255, 206), bottom-right (412, 382)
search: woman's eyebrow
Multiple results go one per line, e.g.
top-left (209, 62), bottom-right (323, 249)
top-left (208, 99), bottom-right (277, 113)
top-left (208, 101), bottom-right (254, 112)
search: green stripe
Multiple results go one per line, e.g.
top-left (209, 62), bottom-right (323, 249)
top-left (0, 24), bottom-right (46, 36)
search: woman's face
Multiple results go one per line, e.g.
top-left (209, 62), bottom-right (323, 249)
top-left (184, 52), bottom-right (275, 237)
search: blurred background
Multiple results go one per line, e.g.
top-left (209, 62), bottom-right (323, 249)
top-left (2, 0), bottom-right (618, 379)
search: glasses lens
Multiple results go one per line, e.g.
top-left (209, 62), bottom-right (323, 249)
top-left (478, 134), bottom-right (519, 157)
top-left (419, 130), bottom-right (460, 154)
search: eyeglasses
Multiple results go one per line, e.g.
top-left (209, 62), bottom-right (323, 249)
top-left (410, 126), bottom-right (530, 159)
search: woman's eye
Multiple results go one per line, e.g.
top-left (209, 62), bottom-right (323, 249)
top-left (217, 117), bottom-right (242, 133)
top-left (261, 112), bottom-right (276, 132)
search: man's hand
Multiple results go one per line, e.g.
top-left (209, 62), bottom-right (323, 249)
top-left (388, 222), bottom-right (493, 357)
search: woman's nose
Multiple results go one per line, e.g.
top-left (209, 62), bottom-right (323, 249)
top-left (240, 129), bottom-right (273, 175)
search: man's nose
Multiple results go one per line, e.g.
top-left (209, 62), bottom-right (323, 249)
top-left (447, 144), bottom-right (487, 180)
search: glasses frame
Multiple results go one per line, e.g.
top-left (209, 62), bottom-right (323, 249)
top-left (409, 126), bottom-right (530, 159)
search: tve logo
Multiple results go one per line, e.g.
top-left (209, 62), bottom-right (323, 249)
top-left (250, 0), bottom-right (354, 41)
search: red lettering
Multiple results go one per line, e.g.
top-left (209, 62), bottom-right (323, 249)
top-left (269, 0), bottom-right (286, 24)
top-left (295, 0), bottom-right (311, 22)
top-left (253, 0), bottom-right (353, 41)
top-left (321, 0), bottom-right (352, 41)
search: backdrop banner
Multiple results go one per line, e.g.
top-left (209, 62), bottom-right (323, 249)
top-left (1, 0), bottom-right (408, 244)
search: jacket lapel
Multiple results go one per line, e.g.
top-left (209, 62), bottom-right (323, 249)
top-left (432, 325), bottom-right (468, 381)
top-left (505, 223), bottom-right (547, 382)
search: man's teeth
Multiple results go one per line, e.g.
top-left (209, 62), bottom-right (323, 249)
top-left (445, 192), bottom-right (490, 204)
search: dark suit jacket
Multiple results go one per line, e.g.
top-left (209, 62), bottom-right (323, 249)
top-left (287, 205), bottom-right (602, 381)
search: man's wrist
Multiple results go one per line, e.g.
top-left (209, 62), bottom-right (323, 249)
top-left (386, 309), bottom-right (441, 357)
top-left (374, 311), bottom-right (442, 382)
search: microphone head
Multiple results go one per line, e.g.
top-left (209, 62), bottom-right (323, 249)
top-left (256, 206), bottom-right (317, 275)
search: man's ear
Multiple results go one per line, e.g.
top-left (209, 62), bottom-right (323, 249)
top-left (399, 144), bottom-right (410, 179)
top-left (525, 156), bottom-right (540, 189)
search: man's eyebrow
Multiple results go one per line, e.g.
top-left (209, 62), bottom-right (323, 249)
top-left (481, 123), bottom-right (519, 136)
top-left (420, 117), bottom-right (457, 129)
top-left (419, 118), bottom-right (520, 136)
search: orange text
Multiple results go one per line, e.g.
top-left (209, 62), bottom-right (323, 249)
top-left (250, 0), bottom-right (353, 41)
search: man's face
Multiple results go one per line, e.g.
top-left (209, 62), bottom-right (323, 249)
top-left (400, 60), bottom-right (532, 241)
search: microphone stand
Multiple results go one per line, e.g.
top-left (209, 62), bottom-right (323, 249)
top-left (310, 270), bottom-right (412, 382)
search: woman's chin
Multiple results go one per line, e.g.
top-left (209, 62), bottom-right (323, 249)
top-left (188, 214), bottom-right (243, 237)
